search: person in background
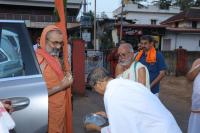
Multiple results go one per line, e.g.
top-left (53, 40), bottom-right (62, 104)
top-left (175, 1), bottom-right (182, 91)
top-left (33, 37), bottom-right (40, 51)
top-left (187, 58), bottom-right (200, 133)
top-left (107, 47), bottom-right (118, 77)
top-left (115, 43), bottom-right (150, 88)
top-left (35, 25), bottom-right (73, 133)
top-left (137, 42), bottom-right (144, 51)
top-left (86, 67), bottom-right (182, 133)
top-left (133, 42), bottom-right (144, 60)
top-left (135, 35), bottom-right (166, 96)
top-left (176, 46), bottom-right (188, 76)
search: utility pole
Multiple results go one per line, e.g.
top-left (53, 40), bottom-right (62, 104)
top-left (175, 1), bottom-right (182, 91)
top-left (83, 0), bottom-right (86, 13)
top-left (120, 1), bottom-right (124, 41)
top-left (94, 0), bottom-right (96, 50)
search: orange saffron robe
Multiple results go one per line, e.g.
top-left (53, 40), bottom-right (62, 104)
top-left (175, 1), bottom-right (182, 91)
top-left (36, 25), bottom-right (72, 133)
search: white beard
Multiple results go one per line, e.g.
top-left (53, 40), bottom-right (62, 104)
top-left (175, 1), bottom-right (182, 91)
top-left (119, 57), bottom-right (131, 66)
top-left (50, 48), bottom-right (60, 57)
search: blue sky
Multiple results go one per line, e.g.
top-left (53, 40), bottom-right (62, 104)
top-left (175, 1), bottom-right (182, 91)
top-left (86, 0), bottom-right (121, 18)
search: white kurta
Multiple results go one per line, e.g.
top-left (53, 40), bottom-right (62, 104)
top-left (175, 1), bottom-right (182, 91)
top-left (102, 79), bottom-right (182, 133)
top-left (117, 62), bottom-right (150, 89)
top-left (188, 73), bottom-right (200, 133)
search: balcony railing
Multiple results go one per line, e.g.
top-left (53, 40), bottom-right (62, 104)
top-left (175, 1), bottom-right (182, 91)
top-left (0, 13), bottom-right (77, 23)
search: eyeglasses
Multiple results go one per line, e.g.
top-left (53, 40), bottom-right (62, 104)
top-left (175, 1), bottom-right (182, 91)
top-left (47, 39), bottom-right (64, 46)
top-left (117, 52), bottom-right (130, 58)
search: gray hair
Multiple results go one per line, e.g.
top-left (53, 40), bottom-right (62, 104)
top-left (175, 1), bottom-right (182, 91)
top-left (87, 67), bottom-right (110, 88)
top-left (119, 43), bottom-right (134, 52)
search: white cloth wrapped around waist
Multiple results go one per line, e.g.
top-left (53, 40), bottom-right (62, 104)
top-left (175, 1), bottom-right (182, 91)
top-left (191, 73), bottom-right (200, 111)
top-left (0, 102), bottom-right (15, 133)
top-left (101, 126), bottom-right (111, 133)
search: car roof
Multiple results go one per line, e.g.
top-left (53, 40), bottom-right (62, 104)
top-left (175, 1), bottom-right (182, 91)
top-left (0, 20), bottom-right (24, 23)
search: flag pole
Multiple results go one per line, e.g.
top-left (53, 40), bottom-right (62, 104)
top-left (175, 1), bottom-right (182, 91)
top-left (94, 0), bottom-right (96, 50)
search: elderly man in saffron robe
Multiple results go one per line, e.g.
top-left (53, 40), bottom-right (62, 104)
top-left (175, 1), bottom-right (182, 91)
top-left (36, 25), bottom-right (73, 133)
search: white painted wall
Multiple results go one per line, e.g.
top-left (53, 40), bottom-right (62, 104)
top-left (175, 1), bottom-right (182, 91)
top-left (162, 32), bottom-right (200, 51)
top-left (126, 12), bottom-right (177, 24)
top-left (113, 3), bottom-right (180, 25)
top-left (162, 33), bottom-right (176, 50)
top-left (172, 21), bottom-right (200, 28)
top-left (124, 4), bottom-right (180, 14)
top-left (178, 21), bottom-right (189, 28)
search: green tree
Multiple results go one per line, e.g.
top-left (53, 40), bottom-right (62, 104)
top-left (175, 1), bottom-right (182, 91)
top-left (100, 31), bottom-right (113, 50)
top-left (83, 10), bottom-right (94, 22)
top-left (152, 0), bottom-right (199, 10)
top-left (122, 0), bottom-right (146, 4)
top-left (172, 0), bottom-right (195, 10)
top-left (101, 12), bottom-right (108, 19)
top-left (130, 0), bottom-right (146, 3)
top-left (194, 0), bottom-right (200, 7)
top-left (152, 0), bottom-right (173, 9)
top-left (160, 0), bottom-right (172, 9)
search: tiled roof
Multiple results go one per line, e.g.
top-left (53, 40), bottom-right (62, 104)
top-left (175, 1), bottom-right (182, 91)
top-left (166, 27), bottom-right (200, 33)
top-left (161, 7), bottom-right (200, 24)
top-left (115, 23), bottom-right (166, 28)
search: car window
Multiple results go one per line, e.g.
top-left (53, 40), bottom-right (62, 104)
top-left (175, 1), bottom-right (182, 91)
top-left (0, 50), bottom-right (8, 62)
top-left (0, 28), bottom-right (24, 78)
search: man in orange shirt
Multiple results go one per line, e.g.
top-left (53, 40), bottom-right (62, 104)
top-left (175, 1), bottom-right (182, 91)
top-left (36, 25), bottom-right (73, 133)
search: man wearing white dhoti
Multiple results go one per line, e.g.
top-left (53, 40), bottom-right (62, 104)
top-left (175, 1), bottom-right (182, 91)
top-left (87, 67), bottom-right (182, 133)
top-left (0, 101), bottom-right (15, 133)
top-left (187, 58), bottom-right (200, 133)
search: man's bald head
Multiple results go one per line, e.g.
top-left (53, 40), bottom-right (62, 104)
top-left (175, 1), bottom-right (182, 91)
top-left (118, 43), bottom-right (134, 53)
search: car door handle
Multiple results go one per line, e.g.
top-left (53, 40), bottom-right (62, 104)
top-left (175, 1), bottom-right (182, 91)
top-left (1, 97), bottom-right (30, 112)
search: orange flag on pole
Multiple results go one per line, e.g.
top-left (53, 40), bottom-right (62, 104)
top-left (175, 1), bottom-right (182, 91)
top-left (54, 0), bottom-right (69, 70)
top-left (54, 0), bottom-right (73, 133)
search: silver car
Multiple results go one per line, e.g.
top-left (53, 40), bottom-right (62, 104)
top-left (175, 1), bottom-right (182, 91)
top-left (0, 20), bottom-right (48, 133)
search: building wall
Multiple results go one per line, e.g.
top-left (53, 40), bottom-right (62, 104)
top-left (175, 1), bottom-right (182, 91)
top-left (124, 4), bottom-right (180, 14)
top-left (169, 21), bottom-right (200, 28)
top-left (162, 32), bottom-right (200, 51)
top-left (0, 5), bottom-right (52, 14)
top-left (0, 0), bottom-right (82, 9)
top-left (126, 12), bottom-right (176, 25)
top-left (162, 51), bottom-right (200, 75)
top-left (186, 21), bottom-right (200, 28)
top-left (113, 3), bottom-right (180, 25)
top-left (161, 33), bottom-right (176, 50)
top-left (178, 21), bottom-right (190, 28)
